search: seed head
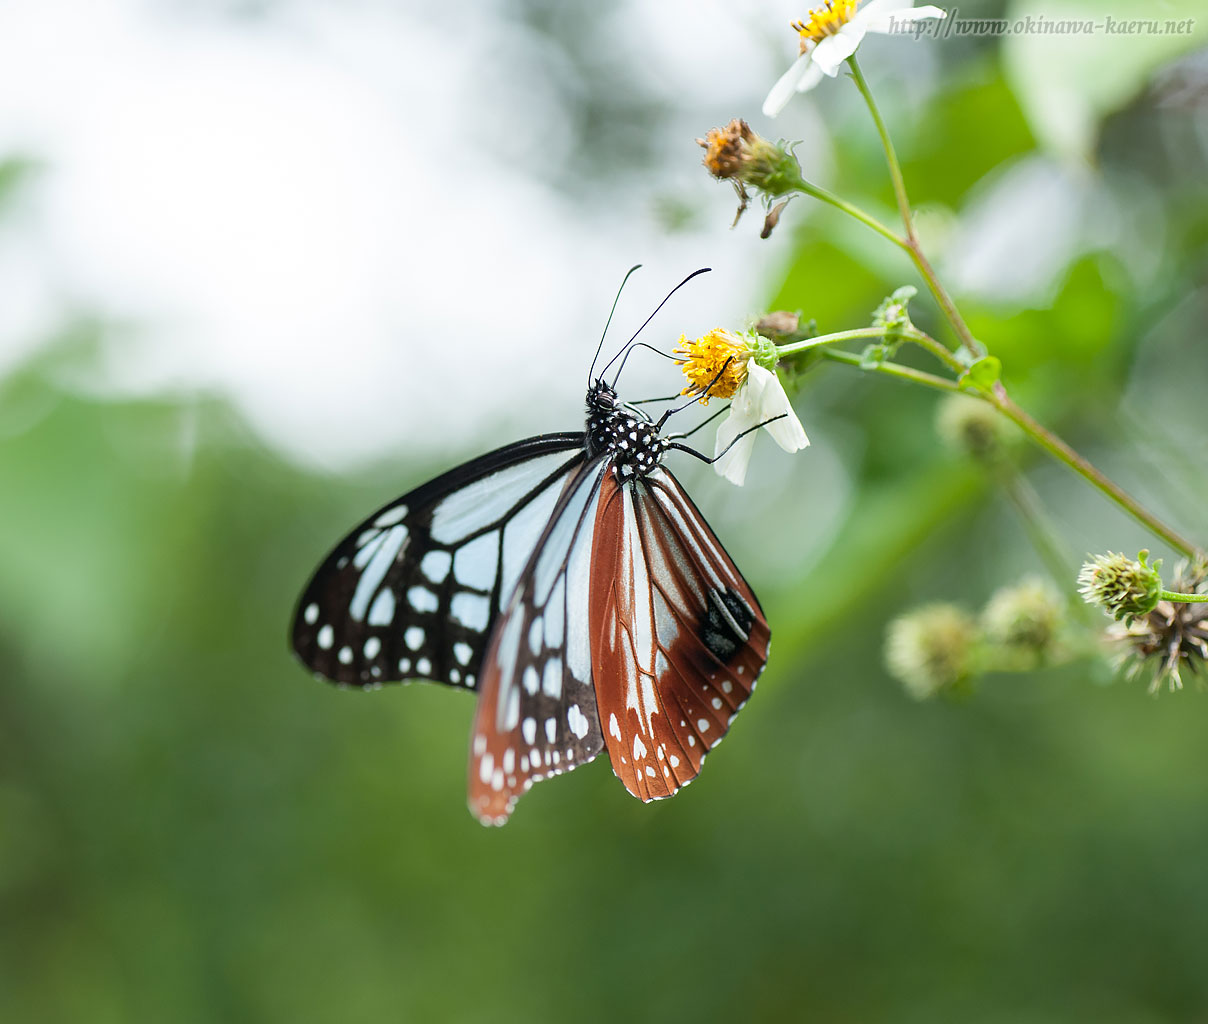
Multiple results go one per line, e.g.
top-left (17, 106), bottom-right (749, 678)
top-left (936, 394), bottom-right (1009, 463)
top-left (884, 603), bottom-right (978, 700)
top-left (982, 577), bottom-right (1065, 667)
top-left (1077, 550), bottom-right (1163, 624)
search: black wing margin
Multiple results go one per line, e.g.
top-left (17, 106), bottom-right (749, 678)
top-left (291, 433), bottom-right (586, 691)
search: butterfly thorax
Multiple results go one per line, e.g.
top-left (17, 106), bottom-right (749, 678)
top-left (585, 379), bottom-right (668, 480)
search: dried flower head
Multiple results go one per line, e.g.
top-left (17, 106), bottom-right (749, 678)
top-left (982, 577), bottom-right (1065, 667)
top-left (697, 120), bottom-right (802, 199)
top-left (1077, 550), bottom-right (1163, 624)
top-left (884, 603), bottom-right (978, 700)
top-left (1108, 562), bottom-right (1208, 693)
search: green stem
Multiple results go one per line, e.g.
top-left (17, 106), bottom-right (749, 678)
top-left (813, 352), bottom-right (1204, 560)
top-left (845, 55), bottom-right (985, 359)
top-left (788, 176), bottom-right (910, 252)
top-left (778, 326), bottom-right (964, 376)
top-left (908, 329), bottom-right (966, 376)
top-left (995, 467), bottom-right (1096, 622)
top-left (814, 347), bottom-right (962, 394)
top-left (1160, 591), bottom-right (1208, 604)
top-left (987, 388), bottom-right (1202, 560)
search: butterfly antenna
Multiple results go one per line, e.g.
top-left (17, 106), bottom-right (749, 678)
top-left (588, 264), bottom-right (643, 387)
top-left (609, 341), bottom-right (678, 391)
top-left (599, 267), bottom-right (711, 382)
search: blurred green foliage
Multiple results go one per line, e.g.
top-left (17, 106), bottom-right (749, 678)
top-left (3, 9), bottom-right (1208, 1024)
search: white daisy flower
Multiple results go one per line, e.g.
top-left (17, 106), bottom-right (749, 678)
top-left (713, 363), bottom-right (809, 486)
top-left (763, 1), bottom-right (948, 117)
top-left (675, 328), bottom-right (809, 486)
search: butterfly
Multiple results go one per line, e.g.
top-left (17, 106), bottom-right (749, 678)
top-left (291, 270), bottom-right (771, 825)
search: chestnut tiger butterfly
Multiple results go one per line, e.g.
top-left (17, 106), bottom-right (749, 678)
top-left (291, 269), bottom-right (771, 825)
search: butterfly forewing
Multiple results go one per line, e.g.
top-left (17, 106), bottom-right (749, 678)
top-left (292, 434), bottom-right (585, 691)
top-left (467, 457), bottom-right (612, 826)
top-left (588, 466), bottom-right (769, 802)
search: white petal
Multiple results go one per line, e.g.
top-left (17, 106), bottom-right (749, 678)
top-left (745, 364), bottom-right (809, 453)
top-left (765, 408), bottom-right (810, 453)
top-left (850, 0), bottom-right (904, 24)
top-left (713, 410), bottom-right (758, 486)
top-left (863, 5), bottom-right (947, 34)
top-left (793, 60), bottom-right (826, 95)
top-left (812, 30), bottom-right (863, 77)
top-left (763, 53), bottom-right (816, 117)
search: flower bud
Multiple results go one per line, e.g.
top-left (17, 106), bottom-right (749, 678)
top-left (936, 394), bottom-right (1009, 463)
top-left (981, 577), bottom-right (1064, 666)
top-left (1077, 550), bottom-right (1163, 624)
top-left (884, 603), bottom-right (978, 700)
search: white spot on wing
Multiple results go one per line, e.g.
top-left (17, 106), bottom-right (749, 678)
top-left (567, 704), bottom-right (589, 739)
top-left (545, 718), bottom-right (557, 743)
top-left (541, 657), bottom-right (562, 699)
top-left (609, 713), bottom-right (621, 740)
top-left (367, 589), bottom-right (395, 626)
top-left (407, 586), bottom-right (439, 613)
top-left (351, 528), bottom-right (408, 620)
top-left (303, 603), bottom-right (319, 624)
top-left (523, 666), bottom-right (539, 695)
top-left (404, 626), bottom-right (424, 651)
top-left (420, 550), bottom-right (452, 584)
top-left (363, 637), bottom-right (381, 659)
top-left (522, 717), bottom-right (537, 744)
top-left (451, 592), bottom-right (490, 632)
top-left (453, 642), bottom-right (473, 666)
top-left (374, 504), bottom-right (409, 527)
top-left (317, 625), bottom-right (334, 649)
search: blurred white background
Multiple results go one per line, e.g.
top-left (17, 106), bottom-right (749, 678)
top-left (0, 0), bottom-right (835, 468)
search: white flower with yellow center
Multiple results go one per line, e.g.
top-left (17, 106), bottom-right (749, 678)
top-left (674, 328), bottom-right (809, 487)
top-left (763, 0), bottom-right (948, 117)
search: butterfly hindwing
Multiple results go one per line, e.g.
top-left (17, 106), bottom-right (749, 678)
top-left (467, 456), bottom-right (612, 825)
top-left (588, 466), bottom-right (769, 802)
top-left (292, 433), bottom-right (586, 691)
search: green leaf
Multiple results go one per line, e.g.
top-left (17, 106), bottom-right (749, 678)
top-left (961, 355), bottom-right (1002, 392)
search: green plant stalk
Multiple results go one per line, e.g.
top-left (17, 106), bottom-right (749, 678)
top-left (845, 55), bottom-right (985, 360)
top-left (837, 54), bottom-right (1201, 559)
top-left (1159, 591), bottom-right (1208, 604)
top-left (813, 345), bottom-right (1203, 559)
top-left (778, 326), bottom-right (964, 376)
top-left (814, 346), bottom-right (962, 393)
top-left (988, 388), bottom-right (1202, 560)
top-left (994, 466), bottom-right (1096, 622)
top-left (783, 175), bottom-right (909, 252)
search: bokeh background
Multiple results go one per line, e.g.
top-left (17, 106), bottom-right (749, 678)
top-left (2, 0), bottom-right (1207, 1020)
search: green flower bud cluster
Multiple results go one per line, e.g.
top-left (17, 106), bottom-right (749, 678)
top-left (884, 578), bottom-right (1068, 700)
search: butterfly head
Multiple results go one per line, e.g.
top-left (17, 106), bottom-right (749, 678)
top-left (585, 377), bottom-right (666, 478)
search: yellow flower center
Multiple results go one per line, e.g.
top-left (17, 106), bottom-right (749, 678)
top-left (673, 329), bottom-right (750, 404)
top-left (792, 0), bottom-right (859, 49)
